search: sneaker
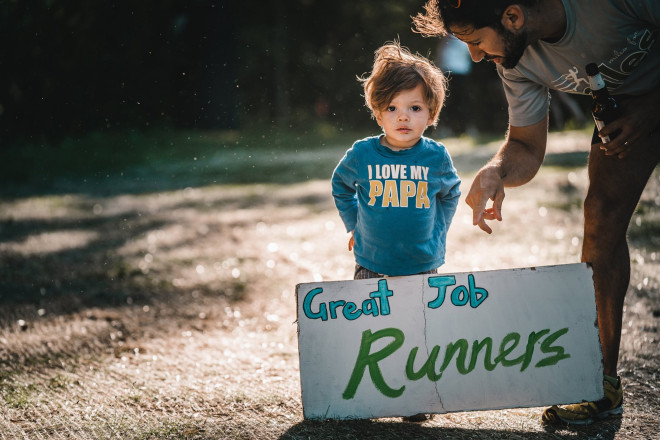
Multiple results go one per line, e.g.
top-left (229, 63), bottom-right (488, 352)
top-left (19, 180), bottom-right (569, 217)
top-left (542, 376), bottom-right (623, 425)
top-left (402, 413), bottom-right (432, 423)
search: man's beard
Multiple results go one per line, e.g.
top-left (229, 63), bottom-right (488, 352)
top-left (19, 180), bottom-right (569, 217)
top-left (498, 26), bottom-right (528, 69)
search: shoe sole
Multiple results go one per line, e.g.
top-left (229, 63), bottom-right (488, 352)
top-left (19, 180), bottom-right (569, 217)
top-left (556, 406), bottom-right (623, 426)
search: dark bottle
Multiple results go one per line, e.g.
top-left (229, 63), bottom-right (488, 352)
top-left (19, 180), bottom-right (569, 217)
top-left (585, 63), bottom-right (621, 143)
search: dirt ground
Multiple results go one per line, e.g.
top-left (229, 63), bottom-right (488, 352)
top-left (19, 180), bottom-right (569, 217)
top-left (0, 131), bottom-right (659, 439)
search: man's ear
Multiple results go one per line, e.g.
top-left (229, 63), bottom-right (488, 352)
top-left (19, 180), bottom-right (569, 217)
top-left (501, 5), bottom-right (525, 32)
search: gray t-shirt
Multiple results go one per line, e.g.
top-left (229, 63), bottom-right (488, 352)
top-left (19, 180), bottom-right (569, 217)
top-left (498, 0), bottom-right (660, 126)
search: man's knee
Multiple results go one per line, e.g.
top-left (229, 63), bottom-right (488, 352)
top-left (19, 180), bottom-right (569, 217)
top-left (582, 194), bottom-right (631, 263)
top-left (583, 188), bottom-right (635, 235)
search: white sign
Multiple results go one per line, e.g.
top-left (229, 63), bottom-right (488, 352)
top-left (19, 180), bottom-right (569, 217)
top-left (296, 263), bottom-right (603, 420)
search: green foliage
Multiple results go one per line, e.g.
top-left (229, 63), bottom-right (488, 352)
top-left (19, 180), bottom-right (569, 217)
top-left (1, 0), bottom-right (238, 141)
top-left (0, 0), bottom-right (517, 143)
top-left (236, 1), bottom-right (436, 127)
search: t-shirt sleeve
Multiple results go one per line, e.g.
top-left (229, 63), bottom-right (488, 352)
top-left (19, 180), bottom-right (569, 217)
top-left (497, 64), bottom-right (551, 127)
top-left (437, 151), bottom-right (461, 229)
top-left (331, 147), bottom-right (359, 233)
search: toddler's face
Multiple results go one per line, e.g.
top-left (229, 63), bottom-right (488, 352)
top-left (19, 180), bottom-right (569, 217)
top-left (375, 84), bottom-right (433, 151)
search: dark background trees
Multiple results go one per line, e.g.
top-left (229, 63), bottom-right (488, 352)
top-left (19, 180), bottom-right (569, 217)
top-left (0, 0), bottom-right (521, 146)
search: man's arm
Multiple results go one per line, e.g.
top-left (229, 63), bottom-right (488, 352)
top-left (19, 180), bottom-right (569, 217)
top-left (465, 115), bottom-right (548, 234)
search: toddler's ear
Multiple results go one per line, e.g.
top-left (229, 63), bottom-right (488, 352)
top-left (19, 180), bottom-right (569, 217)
top-left (374, 111), bottom-right (383, 126)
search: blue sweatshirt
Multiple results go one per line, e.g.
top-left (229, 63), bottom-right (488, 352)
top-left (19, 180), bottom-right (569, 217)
top-left (331, 135), bottom-right (461, 276)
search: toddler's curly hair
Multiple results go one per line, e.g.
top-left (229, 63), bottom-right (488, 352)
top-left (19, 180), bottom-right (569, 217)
top-left (359, 41), bottom-right (446, 127)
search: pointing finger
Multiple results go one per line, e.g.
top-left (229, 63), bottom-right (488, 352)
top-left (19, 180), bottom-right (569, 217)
top-left (477, 217), bottom-right (493, 234)
top-left (492, 189), bottom-right (505, 221)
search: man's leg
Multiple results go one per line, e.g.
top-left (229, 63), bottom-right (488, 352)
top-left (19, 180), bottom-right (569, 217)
top-left (543, 130), bottom-right (660, 425)
top-left (583, 132), bottom-right (660, 377)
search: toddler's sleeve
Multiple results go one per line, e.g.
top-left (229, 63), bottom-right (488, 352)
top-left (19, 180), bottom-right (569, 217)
top-left (331, 148), bottom-right (359, 232)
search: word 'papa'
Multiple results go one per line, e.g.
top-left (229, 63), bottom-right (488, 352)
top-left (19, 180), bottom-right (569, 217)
top-left (302, 275), bottom-right (488, 322)
top-left (367, 164), bottom-right (432, 208)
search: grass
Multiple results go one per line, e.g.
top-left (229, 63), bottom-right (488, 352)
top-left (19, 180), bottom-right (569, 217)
top-left (0, 127), bottom-right (658, 439)
top-left (0, 124), bottom-right (541, 197)
top-left (2, 383), bottom-right (37, 409)
top-left (0, 126), bottom-right (362, 196)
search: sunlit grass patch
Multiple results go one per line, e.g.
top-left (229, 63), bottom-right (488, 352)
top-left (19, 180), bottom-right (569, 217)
top-left (1, 383), bottom-right (38, 409)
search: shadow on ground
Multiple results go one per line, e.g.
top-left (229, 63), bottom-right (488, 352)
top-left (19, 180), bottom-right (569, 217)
top-left (280, 416), bottom-right (622, 440)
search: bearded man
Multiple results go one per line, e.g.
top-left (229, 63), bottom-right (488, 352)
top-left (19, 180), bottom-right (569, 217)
top-left (414, 0), bottom-right (660, 425)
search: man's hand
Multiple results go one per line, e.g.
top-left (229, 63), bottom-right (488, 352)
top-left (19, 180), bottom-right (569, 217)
top-left (348, 231), bottom-right (355, 251)
top-left (465, 165), bottom-right (505, 234)
top-left (465, 117), bottom-right (548, 234)
top-left (598, 91), bottom-right (660, 159)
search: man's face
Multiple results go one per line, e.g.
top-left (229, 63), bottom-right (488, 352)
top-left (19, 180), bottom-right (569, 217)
top-left (451, 24), bottom-right (527, 69)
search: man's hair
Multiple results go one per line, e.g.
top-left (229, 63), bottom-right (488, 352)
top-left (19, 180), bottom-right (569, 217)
top-left (359, 41), bottom-right (446, 127)
top-left (413, 0), bottom-right (538, 37)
